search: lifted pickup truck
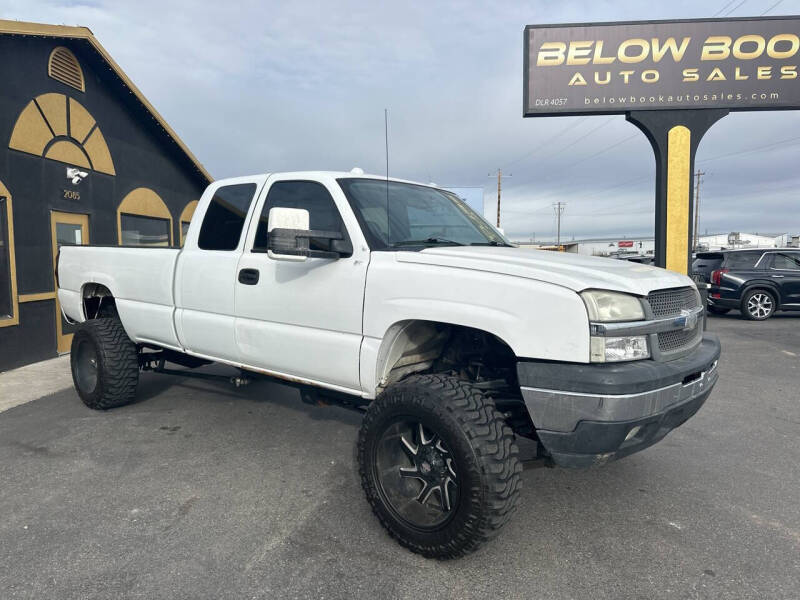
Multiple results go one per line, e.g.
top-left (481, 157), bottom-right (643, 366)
top-left (58, 171), bottom-right (720, 558)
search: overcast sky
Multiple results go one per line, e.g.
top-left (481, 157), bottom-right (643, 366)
top-left (3, 0), bottom-right (800, 241)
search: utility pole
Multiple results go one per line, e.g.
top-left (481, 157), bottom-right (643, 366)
top-left (693, 170), bottom-right (705, 251)
top-left (553, 202), bottom-right (566, 249)
top-left (489, 169), bottom-right (511, 228)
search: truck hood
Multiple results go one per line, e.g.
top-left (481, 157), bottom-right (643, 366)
top-left (394, 246), bottom-right (692, 296)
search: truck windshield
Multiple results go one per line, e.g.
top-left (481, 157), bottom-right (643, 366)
top-left (337, 178), bottom-right (509, 250)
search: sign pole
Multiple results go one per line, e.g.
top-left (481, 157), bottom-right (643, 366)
top-left (626, 109), bottom-right (728, 273)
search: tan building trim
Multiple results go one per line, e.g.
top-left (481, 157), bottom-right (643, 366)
top-left (179, 200), bottom-right (199, 246)
top-left (19, 291), bottom-right (57, 303)
top-left (117, 187), bottom-right (173, 246)
top-left (0, 19), bottom-right (212, 183)
top-left (10, 93), bottom-right (116, 176)
top-left (0, 180), bottom-right (19, 328)
top-left (48, 46), bottom-right (85, 92)
top-left (51, 211), bottom-right (89, 353)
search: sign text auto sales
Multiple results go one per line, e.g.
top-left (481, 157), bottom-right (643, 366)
top-left (524, 18), bottom-right (800, 115)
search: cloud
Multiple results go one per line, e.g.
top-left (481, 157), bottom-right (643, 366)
top-left (3, 0), bottom-right (798, 240)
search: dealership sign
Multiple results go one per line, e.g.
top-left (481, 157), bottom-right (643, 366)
top-left (524, 17), bottom-right (800, 116)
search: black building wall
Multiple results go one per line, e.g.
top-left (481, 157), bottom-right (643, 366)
top-left (0, 35), bottom-right (208, 371)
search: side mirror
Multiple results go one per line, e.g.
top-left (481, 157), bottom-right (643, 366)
top-left (267, 207), bottom-right (310, 262)
top-left (267, 207), bottom-right (352, 261)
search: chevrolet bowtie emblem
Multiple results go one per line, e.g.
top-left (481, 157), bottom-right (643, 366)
top-left (679, 309), bottom-right (698, 331)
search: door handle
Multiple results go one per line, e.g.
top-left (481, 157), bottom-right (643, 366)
top-left (771, 275), bottom-right (785, 278)
top-left (238, 268), bottom-right (260, 285)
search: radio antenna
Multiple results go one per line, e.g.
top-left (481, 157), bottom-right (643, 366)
top-left (384, 108), bottom-right (390, 203)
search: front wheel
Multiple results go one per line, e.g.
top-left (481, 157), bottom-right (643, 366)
top-left (70, 318), bottom-right (139, 409)
top-left (357, 374), bottom-right (522, 558)
top-left (741, 289), bottom-right (776, 321)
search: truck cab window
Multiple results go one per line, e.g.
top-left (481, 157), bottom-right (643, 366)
top-left (253, 181), bottom-right (347, 252)
top-left (198, 183), bottom-right (257, 251)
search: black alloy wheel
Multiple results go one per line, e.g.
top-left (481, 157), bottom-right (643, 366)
top-left (358, 374), bottom-right (521, 558)
top-left (374, 419), bottom-right (459, 530)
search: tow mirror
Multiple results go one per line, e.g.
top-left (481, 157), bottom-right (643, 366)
top-left (267, 207), bottom-right (351, 261)
top-left (267, 207), bottom-right (310, 261)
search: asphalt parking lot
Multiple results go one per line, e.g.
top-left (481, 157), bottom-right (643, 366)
top-left (1, 314), bottom-right (798, 600)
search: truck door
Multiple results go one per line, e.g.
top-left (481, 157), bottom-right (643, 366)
top-left (234, 176), bottom-right (369, 393)
top-left (175, 177), bottom-right (262, 361)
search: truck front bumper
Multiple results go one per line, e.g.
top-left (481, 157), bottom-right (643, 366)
top-left (517, 334), bottom-right (721, 468)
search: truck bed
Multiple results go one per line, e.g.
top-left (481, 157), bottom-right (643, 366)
top-left (58, 245), bottom-right (182, 349)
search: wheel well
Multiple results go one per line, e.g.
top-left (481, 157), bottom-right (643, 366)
top-left (376, 321), bottom-right (519, 393)
top-left (742, 285), bottom-right (779, 303)
top-left (375, 320), bottom-right (533, 438)
top-left (81, 283), bottom-right (118, 320)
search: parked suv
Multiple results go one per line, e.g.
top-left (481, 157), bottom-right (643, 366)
top-left (693, 249), bottom-right (800, 320)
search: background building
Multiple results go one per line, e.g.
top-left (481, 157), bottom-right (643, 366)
top-left (515, 232), bottom-right (788, 256)
top-left (0, 21), bottom-right (211, 371)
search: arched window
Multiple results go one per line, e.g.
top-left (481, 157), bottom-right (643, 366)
top-left (117, 188), bottom-right (173, 247)
top-left (179, 200), bottom-right (198, 246)
top-left (8, 93), bottom-right (115, 175)
top-left (48, 46), bottom-right (85, 92)
top-left (0, 180), bottom-right (19, 328)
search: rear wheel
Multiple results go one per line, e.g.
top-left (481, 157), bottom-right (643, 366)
top-left (70, 318), bottom-right (139, 409)
top-left (741, 289), bottom-right (776, 321)
top-left (358, 374), bottom-right (521, 558)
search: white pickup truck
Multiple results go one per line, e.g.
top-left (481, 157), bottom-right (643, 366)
top-left (58, 171), bottom-right (720, 558)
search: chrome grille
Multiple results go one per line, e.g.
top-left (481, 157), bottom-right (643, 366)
top-left (647, 287), bottom-right (700, 317)
top-left (646, 286), bottom-right (702, 357)
top-left (658, 328), bottom-right (701, 353)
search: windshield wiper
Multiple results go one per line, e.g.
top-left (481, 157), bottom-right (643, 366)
top-left (469, 240), bottom-right (510, 247)
top-left (392, 237), bottom-right (464, 247)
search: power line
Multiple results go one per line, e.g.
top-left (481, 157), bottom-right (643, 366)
top-left (761, 0), bottom-right (784, 14)
top-left (549, 117), bottom-right (615, 157)
top-left (501, 117), bottom-right (619, 188)
top-left (502, 132), bottom-right (800, 218)
top-left (502, 117), bottom-right (588, 169)
top-left (722, 0), bottom-right (748, 16)
top-left (531, 132), bottom-right (640, 187)
top-left (713, 0), bottom-right (739, 15)
top-left (699, 134), bottom-right (800, 163)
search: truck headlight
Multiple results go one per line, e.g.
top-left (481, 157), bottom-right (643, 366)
top-left (582, 291), bottom-right (649, 362)
top-left (581, 290), bottom-right (645, 322)
top-left (590, 336), bottom-right (650, 362)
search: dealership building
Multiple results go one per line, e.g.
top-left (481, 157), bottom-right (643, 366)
top-left (0, 20), bottom-right (211, 371)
